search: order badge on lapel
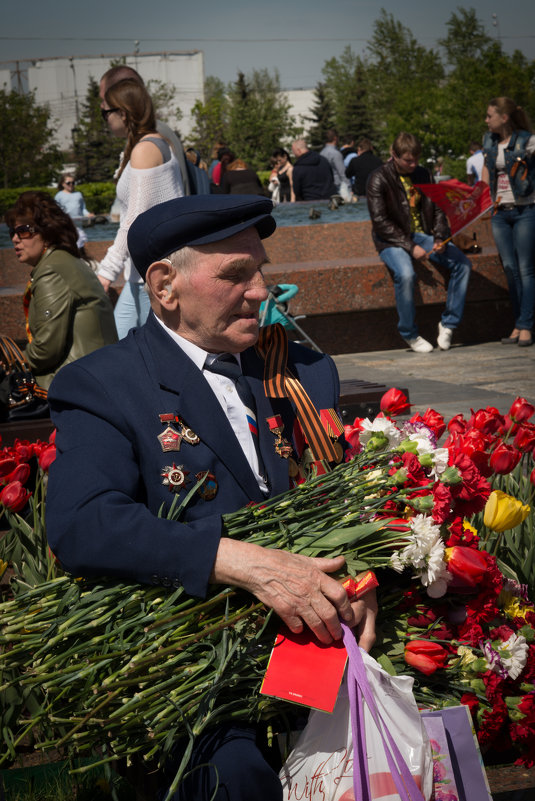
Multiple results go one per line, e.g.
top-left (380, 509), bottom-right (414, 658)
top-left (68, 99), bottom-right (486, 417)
top-left (161, 463), bottom-right (189, 493)
top-left (195, 470), bottom-right (218, 501)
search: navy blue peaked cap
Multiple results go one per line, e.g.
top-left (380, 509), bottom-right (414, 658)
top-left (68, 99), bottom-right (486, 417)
top-left (127, 195), bottom-right (276, 280)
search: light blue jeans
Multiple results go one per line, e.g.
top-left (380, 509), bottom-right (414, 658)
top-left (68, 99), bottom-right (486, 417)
top-left (491, 203), bottom-right (535, 331)
top-left (114, 281), bottom-right (151, 339)
top-left (380, 232), bottom-right (472, 340)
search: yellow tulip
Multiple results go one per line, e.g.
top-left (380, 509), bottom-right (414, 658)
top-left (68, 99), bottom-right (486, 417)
top-left (484, 490), bottom-right (530, 532)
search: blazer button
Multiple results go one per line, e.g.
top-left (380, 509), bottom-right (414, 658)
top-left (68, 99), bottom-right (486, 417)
top-left (151, 574), bottom-right (160, 585)
top-left (161, 576), bottom-right (172, 587)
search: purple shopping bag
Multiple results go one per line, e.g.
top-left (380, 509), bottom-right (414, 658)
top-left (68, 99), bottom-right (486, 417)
top-left (421, 706), bottom-right (492, 801)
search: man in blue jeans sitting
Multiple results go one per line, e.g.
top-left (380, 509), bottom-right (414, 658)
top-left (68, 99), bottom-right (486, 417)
top-left (367, 132), bottom-right (472, 353)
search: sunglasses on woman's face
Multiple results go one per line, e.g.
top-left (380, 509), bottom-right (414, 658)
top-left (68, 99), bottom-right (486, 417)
top-left (101, 107), bottom-right (120, 121)
top-left (64, 181), bottom-right (75, 186)
top-left (9, 224), bottom-right (37, 240)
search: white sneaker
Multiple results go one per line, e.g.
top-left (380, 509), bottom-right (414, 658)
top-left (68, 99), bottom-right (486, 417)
top-left (404, 336), bottom-right (434, 353)
top-left (437, 322), bottom-right (453, 350)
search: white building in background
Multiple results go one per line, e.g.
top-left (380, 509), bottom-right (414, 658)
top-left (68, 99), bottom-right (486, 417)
top-left (285, 88), bottom-right (315, 137)
top-left (0, 52), bottom-right (317, 154)
top-left (1, 51), bottom-right (204, 151)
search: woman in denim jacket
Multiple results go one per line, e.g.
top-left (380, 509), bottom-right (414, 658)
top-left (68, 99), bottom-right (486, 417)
top-left (482, 97), bottom-right (535, 347)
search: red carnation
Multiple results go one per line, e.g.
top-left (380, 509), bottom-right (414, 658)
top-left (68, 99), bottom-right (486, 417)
top-left (448, 451), bottom-right (491, 516)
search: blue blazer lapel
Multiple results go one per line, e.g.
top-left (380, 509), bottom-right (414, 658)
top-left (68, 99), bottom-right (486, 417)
top-left (138, 315), bottom-right (265, 501)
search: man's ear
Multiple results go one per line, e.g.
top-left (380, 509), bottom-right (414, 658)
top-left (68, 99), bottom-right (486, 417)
top-left (145, 259), bottom-right (178, 309)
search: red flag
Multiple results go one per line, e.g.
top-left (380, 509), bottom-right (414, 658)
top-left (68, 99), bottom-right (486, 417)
top-left (413, 179), bottom-right (493, 235)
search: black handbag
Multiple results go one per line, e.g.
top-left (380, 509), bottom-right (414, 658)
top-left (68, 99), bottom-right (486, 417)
top-left (0, 336), bottom-right (49, 422)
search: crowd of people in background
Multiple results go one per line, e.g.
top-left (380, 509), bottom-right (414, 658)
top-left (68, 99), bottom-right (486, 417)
top-left (4, 67), bottom-right (534, 385)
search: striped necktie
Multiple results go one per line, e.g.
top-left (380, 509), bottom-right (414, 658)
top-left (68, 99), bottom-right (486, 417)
top-left (205, 354), bottom-right (266, 479)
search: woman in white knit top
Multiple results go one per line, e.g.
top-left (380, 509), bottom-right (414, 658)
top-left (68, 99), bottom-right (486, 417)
top-left (97, 79), bottom-right (184, 338)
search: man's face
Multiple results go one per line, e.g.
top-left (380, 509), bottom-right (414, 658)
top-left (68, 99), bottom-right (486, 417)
top-left (392, 150), bottom-right (419, 175)
top-left (171, 227), bottom-right (270, 353)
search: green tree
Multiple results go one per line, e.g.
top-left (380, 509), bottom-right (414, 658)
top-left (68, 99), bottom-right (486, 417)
top-left (72, 77), bottom-right (124, 183)
top-left (0, 88), bottom-right (62, 189)
top-left (226, 69), bottom-right (299, 171)
top-left (365, 10), bottom-right (445, 157)
top-left (147, 79), bottom-right (182, 131)
top-left (188, 76), bottom-right (228, 160)
top-left (436, 8), bottom-right (535, 157)
top-left (321, 47), bottom-right (375, 143)
top-left (306, 82), bottom-right (336, 148)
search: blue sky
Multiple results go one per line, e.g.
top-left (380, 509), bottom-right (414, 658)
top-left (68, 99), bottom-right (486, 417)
top-left (1, 0), bottom-right (534, 89)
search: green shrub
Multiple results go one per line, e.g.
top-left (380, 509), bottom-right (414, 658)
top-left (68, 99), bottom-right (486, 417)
top-left (0, 183), bottom-right (116, 220)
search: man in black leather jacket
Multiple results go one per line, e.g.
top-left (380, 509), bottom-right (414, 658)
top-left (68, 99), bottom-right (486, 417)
top-left (367, 132), bottom-right (472, 353)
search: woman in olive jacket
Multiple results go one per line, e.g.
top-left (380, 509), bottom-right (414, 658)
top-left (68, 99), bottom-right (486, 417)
top-left (6, 191), bottom-right (117, 389)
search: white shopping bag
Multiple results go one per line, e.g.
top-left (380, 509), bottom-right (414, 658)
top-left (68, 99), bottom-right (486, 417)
top-left (280, 637), bottom-right (433, 801)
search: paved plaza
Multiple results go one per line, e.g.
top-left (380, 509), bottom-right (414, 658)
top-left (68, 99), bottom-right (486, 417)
top-left (333, 340), bottom-right (535, 422)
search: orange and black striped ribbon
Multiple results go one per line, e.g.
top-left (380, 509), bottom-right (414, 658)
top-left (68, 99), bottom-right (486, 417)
top-left (256, 323), bottom-right (339, 462)
top-left (22, 280), bottom-right (33, 343)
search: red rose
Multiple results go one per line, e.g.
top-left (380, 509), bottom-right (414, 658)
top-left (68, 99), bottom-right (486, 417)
top-left (509, 397), bottom-right (535, 424)
top-left (404, 640), bottom-right (448, 675)
top-left (380, 387), bottom-right (410, 417)
top-left (489, 442), bottom-right (522, 475)
top-left (38, 444), bottom-right (57, 472)
top-left (0, 480), bottom-right (31, 512)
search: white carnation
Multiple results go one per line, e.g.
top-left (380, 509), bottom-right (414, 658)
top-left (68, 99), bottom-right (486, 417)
top-left (359, 417), bottom-right (402, 449)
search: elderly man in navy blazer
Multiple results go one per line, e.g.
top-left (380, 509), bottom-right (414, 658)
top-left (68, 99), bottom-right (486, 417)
top-left (46, 195), bottom-right (377, 800)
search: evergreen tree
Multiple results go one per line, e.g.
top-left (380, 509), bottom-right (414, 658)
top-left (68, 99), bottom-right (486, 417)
top-left (321, 47), bottom-right (375, 144)
top-left (305, 82), bottom-right (336, 148)
top-left (0, 88), bottom-right (62, 188)
top-left (72, 77), bottom-right (124, 183)
top-left (226, 69), bottom-right (298, 170)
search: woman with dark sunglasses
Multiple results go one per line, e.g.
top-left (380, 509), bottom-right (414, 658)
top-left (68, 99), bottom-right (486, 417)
top-left (97, 78), bottom-right (184, 338)
top-left (5, 192), bottom-right (118, 389)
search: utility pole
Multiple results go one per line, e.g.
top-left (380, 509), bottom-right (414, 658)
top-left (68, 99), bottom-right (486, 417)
top-left (491, 13), bottom-right (502, 45)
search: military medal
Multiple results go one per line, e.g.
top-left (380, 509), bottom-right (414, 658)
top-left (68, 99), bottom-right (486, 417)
top-left (266, 415), bottom-right (294, 459)
top-left (158, 413), bottom-right (199, 449)
top-left (174, 415), bottom-right (200, 445)
top-left (158, 426), bottom-right (182, 452)
top-left (195, 470), bottom-right (218, 500)
top-left (161, 463), bottom-right (189, 493)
